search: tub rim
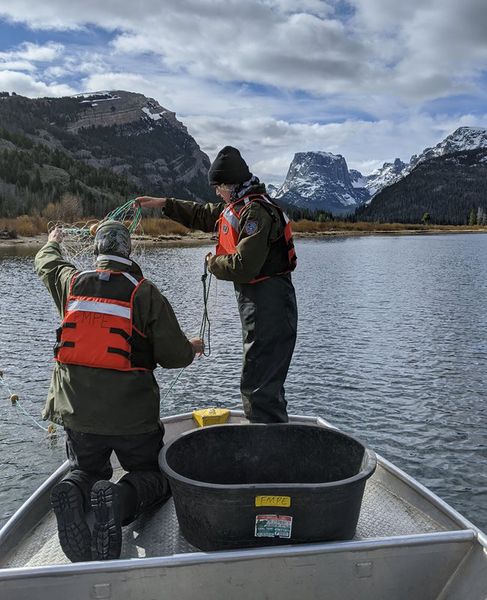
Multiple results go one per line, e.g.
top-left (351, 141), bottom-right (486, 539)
top-left (159, 422), bottom-right (377, 491)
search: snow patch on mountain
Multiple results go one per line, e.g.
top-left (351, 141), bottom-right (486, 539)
top-left (266, 183), bottom-right (278, 198)
top-left (365, 158), bottom-right (407, 198)
top-left (349, 169), bottom-right (368, 189)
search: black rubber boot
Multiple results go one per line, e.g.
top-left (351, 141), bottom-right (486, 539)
top-left (91, 480), bottom-right (123, 560)
top-left (51, 480), bottom-right (91, 563)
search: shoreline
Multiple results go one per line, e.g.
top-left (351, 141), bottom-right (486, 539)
top-left (294, 227), bottom-right (487, 238)
top-left (0, 232), bottom-right (215, 250)
top-left (1, 227), bottom-right (486, 250)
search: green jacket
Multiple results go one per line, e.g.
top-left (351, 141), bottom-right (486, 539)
top-left (35, 242), bottom-right (195, 435)
top-left (164, 192), bottom-right (288, 284)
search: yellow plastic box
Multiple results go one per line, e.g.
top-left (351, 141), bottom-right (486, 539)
top-left (192, 408), bottom-right (230, 427)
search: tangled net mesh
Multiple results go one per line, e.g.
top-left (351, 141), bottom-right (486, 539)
top-left (48, 200), bottom-right (145, 270)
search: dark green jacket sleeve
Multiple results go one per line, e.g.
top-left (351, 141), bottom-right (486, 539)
top-left (207, 203), bottom-right (276, 283)
top-left (34, 242), bottom-right (77, 317)
top-left (164, 198), bottom-right (224, 233)
top-left (134, 281), bottom-right (195, 369)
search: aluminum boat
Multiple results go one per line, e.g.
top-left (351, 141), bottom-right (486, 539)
top-left (0, 411), bottom-right (486, 600)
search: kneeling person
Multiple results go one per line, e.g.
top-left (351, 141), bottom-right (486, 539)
top-left (35, 221), bottom-right (203, 561)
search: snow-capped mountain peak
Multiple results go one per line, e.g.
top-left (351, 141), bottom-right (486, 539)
top-left (275, 151), bottom-right (369, 214)
top-left (409, 126), bottom-right (487, 168)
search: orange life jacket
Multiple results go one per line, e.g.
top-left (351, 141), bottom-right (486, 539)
top-left (215, 194), bottom-right (297, 282)
top-left (54, 270), bottom-right (156, 372)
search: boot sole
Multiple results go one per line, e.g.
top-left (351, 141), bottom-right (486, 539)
top-left (91, 481), bottom-right (122, 560)
top-left (51, 481), bottom-right (91, 563)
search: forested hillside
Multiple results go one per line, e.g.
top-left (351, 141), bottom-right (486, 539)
top-left (0, 127), bottom-right (134, 218)
top-left (356, 149), bottom-right (487, 225)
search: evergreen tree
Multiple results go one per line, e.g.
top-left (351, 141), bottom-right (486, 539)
top-left (468, 208), bottom-right (477, 226)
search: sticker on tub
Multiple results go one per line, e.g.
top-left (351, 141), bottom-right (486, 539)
top-left (255, 515), bottom-right (293, 538)
top-left (255, 495), bottom-right (291, 508)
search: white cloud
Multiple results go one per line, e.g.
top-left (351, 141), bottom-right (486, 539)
top-left (16, 41), bottom-right (64, 62)
top-left (350, 0), bottom-right (487, 99)
top-left (0, 70), bottom-right (76, 96)
top-left (2, 0), bottom-right (486, 100)
top-left (82, 71), bottom-right (150, 92)
top-left (0, 1), bottom-right (486, 184)
top-left (0, 41), bottom-right (64, 63)
top-left (0, 60), bottom-right (36, 72)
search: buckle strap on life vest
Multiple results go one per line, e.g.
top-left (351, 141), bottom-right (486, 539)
top-left (109, 327), bottom-right (132, 342)
top-left (53, 325), bottom-right (76, 356)
top-left (107, 347), bottom-right (131, 359)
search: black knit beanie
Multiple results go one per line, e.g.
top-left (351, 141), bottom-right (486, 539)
top-left (208, 146), bottom-right (252, 186)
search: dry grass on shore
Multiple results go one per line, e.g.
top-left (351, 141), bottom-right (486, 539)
top-left (0, 215), bottom-right (49, 237)
top-left (140, 218), bottom-right (189, 236)
top-left (291, 219), bottom-right (487, 233)
top-left (0, 215), bottom-right (189, 238)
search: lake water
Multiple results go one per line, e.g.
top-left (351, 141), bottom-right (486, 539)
top-left (0, 233), bottom-right (486, 532)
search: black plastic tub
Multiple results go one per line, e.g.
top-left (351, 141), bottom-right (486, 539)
top-left (159, 423), bottom-right (376, 551)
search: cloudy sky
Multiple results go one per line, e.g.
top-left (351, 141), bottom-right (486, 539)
top-left (0, 0), bottom-right (487, 184)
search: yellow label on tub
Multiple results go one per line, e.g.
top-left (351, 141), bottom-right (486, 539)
top-left (255, 495), bottom-right (291, 507)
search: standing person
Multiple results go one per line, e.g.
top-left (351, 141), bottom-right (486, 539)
top-left (136, 146), bottom-right (297, 424)
top-left (35, 221), bottom-right (203, 562)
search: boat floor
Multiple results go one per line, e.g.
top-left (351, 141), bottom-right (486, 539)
top-left (4, 476), bottom-right (450, 569)
top-left (2, 415), bottom-right (456, 569)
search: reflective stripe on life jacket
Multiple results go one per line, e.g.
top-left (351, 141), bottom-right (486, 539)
top-left (215, 194), bottom-right (297, 282)
top-left (55, 270), bottom-right (156, 372)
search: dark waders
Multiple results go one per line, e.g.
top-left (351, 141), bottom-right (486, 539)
top-left (235, 273), bottom-right (298, 423)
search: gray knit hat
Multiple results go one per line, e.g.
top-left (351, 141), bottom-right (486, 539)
top-left (94, 220), bottom-right (131, 258)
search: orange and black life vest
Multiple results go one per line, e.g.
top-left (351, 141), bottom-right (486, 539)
top-left (54, 270), bottom-right (156, 372)
top-left (215, 193), bottom-right (297, 282)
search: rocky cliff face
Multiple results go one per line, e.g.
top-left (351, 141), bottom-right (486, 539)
top-left (275, 152), bottom-right (369, 214)
top-left (68, 91), bottom-right (185, 134)
top-left (69, 90), bottom-right (213, 201)
top-left (0, 90), bottom-right (215, 204)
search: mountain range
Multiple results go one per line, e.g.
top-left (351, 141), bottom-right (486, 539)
top-left (0, 89), bottom-right (486, 225)
top-left (356, 146), bottom-right (487, 224)
top-left (274, 127), bottom-right (487, 222)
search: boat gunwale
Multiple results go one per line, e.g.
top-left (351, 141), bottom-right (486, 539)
top-left (0, 461), bottom-right (69, 557)
top-left (0, 529), bottom-right (477, 581)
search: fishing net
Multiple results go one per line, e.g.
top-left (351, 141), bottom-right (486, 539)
top-left (48, 200), bottom-right (144, 270)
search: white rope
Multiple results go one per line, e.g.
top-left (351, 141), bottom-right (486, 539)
top-left (0, 373), bottom-right (57, 435)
